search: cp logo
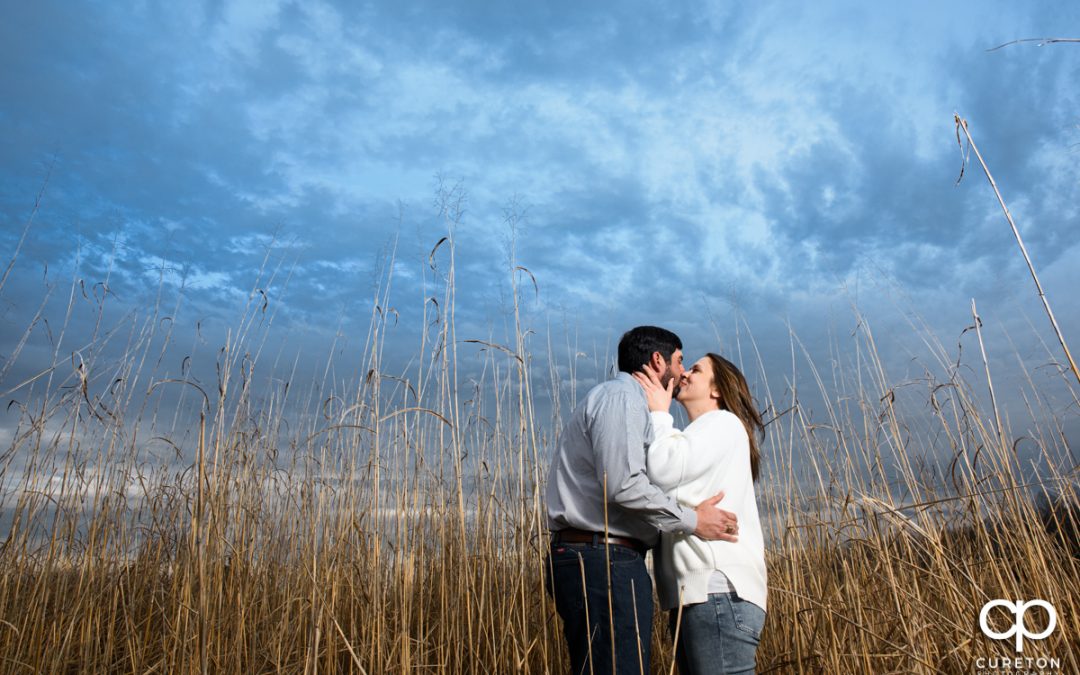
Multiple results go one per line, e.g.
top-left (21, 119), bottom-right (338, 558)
top-left (979, 599), bottom-right (1057, 652)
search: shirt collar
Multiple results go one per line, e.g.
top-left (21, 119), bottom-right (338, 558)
top-left (615, 371), bottom-right (646, 399)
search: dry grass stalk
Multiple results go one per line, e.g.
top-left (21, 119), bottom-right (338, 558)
top-left (954, 114), bottom-right (1080, 387)
top-left (0, 210), bottom-right (1076, 673)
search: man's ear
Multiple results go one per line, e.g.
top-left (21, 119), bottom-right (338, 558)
top-left (649, 351), bottom-right (666, 370)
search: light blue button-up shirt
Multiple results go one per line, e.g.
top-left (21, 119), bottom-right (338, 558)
top-left (546, 372), bottom-right (697, 546)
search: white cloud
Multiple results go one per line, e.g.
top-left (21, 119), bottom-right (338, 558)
top-left (275, 1), bottom-right (383, 79)
top-left (212, 0), bottom-right (289, 63)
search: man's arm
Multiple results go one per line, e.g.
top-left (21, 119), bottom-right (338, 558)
top-left (589, 391), bottom-right (738, 540)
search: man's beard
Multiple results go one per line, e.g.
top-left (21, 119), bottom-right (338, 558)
top-left (664, 371), bottom-right (681, 399)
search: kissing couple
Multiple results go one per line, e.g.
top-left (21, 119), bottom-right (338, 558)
top-left (546, 326), bottom-right (767, 675)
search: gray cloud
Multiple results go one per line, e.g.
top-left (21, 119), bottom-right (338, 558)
top-left (2, 1), bottom-right (1078, 469)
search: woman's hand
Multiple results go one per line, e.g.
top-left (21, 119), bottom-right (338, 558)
top-left (632, 363), bottom-right (674, 413)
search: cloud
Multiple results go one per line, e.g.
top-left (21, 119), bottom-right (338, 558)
top-left (2, 0), bottom-right (1079, 464)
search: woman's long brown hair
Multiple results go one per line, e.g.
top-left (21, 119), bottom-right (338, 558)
top-left (705, 353), bottom-right (763, 481)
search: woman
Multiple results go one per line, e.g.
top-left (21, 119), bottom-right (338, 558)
top-left (634, 354), bottom-right (767, 675)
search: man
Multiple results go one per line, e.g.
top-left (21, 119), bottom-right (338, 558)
top-left (546, 326), bottom-right (740, 675)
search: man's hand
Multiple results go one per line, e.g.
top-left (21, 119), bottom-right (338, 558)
top-left (693, 492), bottom-right (739, 542)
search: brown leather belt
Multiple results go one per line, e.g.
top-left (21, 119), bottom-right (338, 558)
top-left (551, 528), bottom-right (648, 555)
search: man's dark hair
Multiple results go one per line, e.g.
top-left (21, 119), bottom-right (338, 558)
top-left (617, 326), bottom-right (682, 374)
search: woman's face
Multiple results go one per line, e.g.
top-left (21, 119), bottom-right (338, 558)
top-left (675, 357), bottom-right (718, 405)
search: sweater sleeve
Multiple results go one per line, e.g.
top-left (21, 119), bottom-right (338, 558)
top-left (645, 411), bottom-right (719, 492)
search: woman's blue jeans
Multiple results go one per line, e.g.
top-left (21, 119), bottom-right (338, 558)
top-left (668, 592), bottom-right (765, 675)
top-left (546, 541), bottom-right (654, 675)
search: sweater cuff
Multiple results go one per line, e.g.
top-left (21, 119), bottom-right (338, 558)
top-left (649, 410), bottom-right (674, 433)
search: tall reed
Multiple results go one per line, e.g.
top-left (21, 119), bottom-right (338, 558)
top-left (0, 224), bottom-right (1075, 673)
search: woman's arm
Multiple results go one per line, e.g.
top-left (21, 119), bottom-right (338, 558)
top-left (643, 408), bottom-right (747, 492)
top-left (644, 411), bottom-right (691, 490)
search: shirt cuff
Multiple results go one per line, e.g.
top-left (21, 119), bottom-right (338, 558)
top-left (678, 506), bottom-right (698, 534)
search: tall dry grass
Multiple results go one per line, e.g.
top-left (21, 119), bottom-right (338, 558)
top-left (0, 222), bottom-right (1076, 673)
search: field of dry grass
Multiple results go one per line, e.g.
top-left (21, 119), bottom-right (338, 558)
top-left (0, 235), bottom-right (1076, 674)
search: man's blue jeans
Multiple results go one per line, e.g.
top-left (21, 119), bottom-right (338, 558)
top-left (546, 540), bottom-right (654, 675)
top-left (668, 592), bottom-right (765, 675)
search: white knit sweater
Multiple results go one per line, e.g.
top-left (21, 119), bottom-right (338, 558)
top-left (646, 409), bottom-right (767, 612)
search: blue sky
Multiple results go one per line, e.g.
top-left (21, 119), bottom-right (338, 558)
top-left (1, 1), bottom-right (1079, 467)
